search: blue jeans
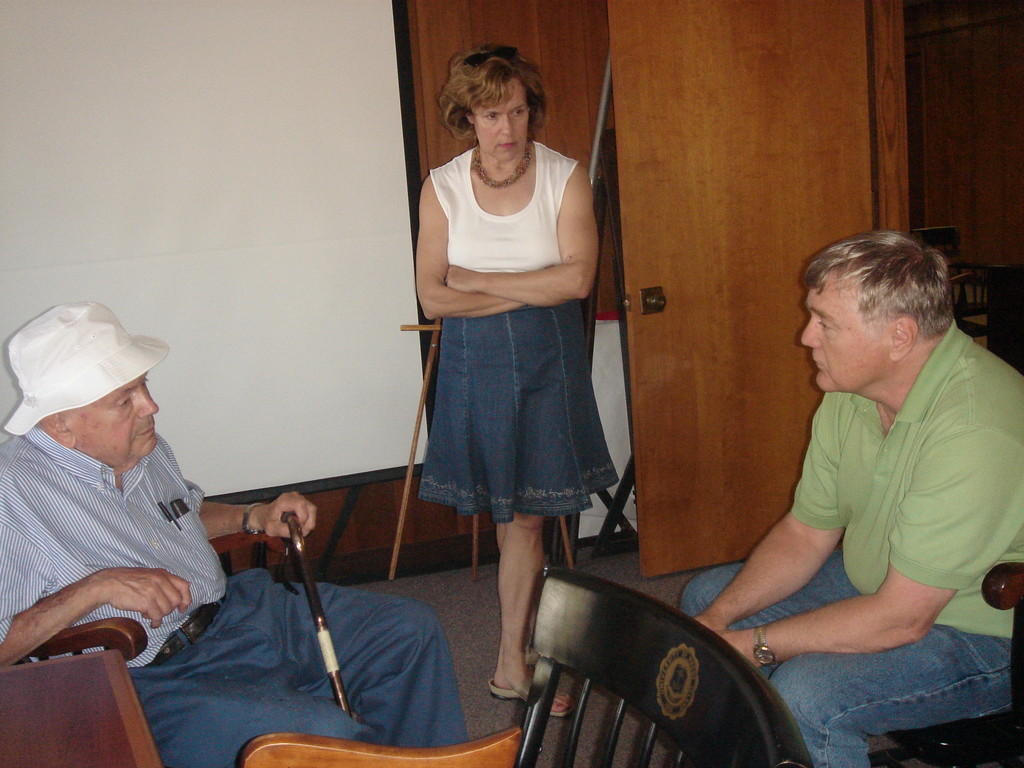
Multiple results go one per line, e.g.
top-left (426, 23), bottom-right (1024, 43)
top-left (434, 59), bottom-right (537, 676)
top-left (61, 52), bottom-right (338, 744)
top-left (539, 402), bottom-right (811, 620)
top-left (130, 569), bottom-right (468, 768)
top-left (680, 552), bottom-right (1011, 768)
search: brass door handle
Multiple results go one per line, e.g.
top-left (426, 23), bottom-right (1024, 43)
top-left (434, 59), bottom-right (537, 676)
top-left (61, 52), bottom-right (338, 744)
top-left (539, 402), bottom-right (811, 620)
top-left (640, 286), bottom-right (667, 314)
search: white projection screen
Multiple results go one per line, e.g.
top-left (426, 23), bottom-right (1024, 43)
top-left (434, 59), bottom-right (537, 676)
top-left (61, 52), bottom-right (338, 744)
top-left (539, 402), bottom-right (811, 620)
top-left (0, 1), bottom-right (427, 495)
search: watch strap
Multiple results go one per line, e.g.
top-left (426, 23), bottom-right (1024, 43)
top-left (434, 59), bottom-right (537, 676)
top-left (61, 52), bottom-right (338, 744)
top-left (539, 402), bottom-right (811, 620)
top-left (241, 503), bottom-right (264, 535)
top-left (753, 624), bottom-right (776, 665)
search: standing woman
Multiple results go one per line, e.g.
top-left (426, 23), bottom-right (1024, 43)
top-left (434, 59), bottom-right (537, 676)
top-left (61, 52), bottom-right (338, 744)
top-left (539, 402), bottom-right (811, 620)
top-left (416, 45), bottom-right (618, 716)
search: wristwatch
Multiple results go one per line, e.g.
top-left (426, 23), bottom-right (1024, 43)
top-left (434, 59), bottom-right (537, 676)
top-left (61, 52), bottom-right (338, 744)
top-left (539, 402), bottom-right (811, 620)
top-left (753, 625), bottom-right (776, 665)
top-left (241, 503), bottom-right (264, 535)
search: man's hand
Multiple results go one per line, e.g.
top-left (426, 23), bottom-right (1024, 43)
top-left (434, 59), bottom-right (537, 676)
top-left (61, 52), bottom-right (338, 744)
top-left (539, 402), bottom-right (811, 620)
top-left (694, 614), bottom-right (758, 664)
top-left (0, 566), bottom-right (192, 664)
top-left (251, 492), bottom-right (317, 538)
top-left (84, 567), bottom-right (192, 628)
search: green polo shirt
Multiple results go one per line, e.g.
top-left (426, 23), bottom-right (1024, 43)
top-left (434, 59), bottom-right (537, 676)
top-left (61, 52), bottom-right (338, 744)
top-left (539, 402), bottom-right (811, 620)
top-left (792, 326), bottom-right (1024, 637)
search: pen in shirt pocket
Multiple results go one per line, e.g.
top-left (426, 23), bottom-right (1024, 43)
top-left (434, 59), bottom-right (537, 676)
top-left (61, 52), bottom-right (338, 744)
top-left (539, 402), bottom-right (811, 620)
top-left (170, 498), bottom-right (190, 521)
top-left (158, 500), bottom-right (183, 530)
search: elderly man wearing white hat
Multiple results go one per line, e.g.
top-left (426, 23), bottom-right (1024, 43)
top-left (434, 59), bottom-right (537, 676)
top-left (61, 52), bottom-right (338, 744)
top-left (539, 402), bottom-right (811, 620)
top-left (0, 303), bottom-right (467, 768)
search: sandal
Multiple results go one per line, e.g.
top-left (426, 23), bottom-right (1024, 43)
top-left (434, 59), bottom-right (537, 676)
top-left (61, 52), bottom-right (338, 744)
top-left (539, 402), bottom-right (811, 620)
top-left (488, 679), bottom-right (574, 718)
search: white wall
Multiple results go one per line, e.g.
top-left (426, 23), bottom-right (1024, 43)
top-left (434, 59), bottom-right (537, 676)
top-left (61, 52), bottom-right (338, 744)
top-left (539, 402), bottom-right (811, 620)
top-left (583, 320), bottom-right (636, 537)
top-left (1, 1), bottom-right (426, 494)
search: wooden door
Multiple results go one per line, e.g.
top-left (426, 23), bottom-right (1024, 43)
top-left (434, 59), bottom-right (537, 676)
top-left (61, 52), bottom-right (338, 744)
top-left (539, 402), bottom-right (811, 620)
top-left (607, 0), bottom-right (907, 575)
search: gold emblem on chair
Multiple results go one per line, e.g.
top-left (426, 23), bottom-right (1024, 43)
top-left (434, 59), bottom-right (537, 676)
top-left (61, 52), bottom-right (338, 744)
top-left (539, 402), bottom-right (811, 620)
top-left (656, 643), bottom-right (699, 719)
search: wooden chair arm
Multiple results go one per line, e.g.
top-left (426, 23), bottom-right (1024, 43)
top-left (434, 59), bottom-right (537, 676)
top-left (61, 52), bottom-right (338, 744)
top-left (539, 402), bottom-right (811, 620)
top-left (28, 617), bottom-right (148, 662)
top-left (211, 530), bottom-right (286, 555)
top-left (211, 530), bottom-right (287, 576)
top-left (240, 726), bottom-right (521, 768)
top-left (983, 562), bottom-right (1024, 611)
top-left (949, 270), bottom-right (974, 285)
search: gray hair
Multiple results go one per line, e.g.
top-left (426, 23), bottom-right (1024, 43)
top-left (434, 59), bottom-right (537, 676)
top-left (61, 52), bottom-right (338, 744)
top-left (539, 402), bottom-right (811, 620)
top-left (804, 230), bottom-right (953, 338)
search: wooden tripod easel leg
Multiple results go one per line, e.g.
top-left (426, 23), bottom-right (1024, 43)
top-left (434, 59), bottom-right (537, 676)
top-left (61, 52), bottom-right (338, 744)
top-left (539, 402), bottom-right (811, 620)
top-left (389, 325), bottom-right (441, 581)
top-left (472, 513), bottom-right (479, 581)
top-left (558, 517), bottom-right (575, 568)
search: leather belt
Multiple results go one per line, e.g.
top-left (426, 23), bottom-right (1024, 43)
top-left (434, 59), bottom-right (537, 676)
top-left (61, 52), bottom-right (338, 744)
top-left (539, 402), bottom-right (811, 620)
top-left (147, 601), bottom-right (221, 666)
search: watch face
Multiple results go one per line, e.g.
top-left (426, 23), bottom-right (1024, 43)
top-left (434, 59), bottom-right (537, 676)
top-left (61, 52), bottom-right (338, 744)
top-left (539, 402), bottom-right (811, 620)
top-left (754, 645), bottom-right (776, 665)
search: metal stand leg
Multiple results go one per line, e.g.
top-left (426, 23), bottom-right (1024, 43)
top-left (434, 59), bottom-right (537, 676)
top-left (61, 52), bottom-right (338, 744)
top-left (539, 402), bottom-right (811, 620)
top-left (592, 456), bottom-right (637, 557)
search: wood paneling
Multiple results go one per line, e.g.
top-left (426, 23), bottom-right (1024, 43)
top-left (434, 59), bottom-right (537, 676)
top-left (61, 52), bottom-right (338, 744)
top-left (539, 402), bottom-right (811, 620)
top-left (254, 480), bottom-right (492, 582)
top-left (905, 1), bottom-right (1024, 263)
top-left (406, 0), bottom-right (611, 182)
top-left (870, 0), bottom-right (910, 230)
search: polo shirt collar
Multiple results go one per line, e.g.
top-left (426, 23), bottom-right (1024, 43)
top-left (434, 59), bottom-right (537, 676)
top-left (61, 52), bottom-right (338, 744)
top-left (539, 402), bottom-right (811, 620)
top-left (891, 325), bottom-right (968, 424)
top-left (843, 325), bottom-right (968, 431)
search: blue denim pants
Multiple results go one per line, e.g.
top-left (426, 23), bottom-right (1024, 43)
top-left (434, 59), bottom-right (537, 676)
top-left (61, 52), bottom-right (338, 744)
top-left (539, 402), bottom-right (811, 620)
top-left (680, 551), bottom-right (1011, 768)
top-left (130, 569), bottom-right (468, 768)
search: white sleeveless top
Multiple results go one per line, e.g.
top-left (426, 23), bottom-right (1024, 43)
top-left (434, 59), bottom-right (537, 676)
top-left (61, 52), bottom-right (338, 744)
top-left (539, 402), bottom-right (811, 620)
top-left (430, 142), bottom-right (577, 272)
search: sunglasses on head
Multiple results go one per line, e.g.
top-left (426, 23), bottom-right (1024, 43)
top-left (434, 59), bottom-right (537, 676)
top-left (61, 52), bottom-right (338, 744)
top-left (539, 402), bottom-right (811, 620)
top-left (464, 46), bottom-right (518, 68)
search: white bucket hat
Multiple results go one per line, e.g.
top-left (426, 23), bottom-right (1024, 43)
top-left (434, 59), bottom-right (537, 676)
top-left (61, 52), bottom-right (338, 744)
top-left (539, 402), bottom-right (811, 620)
top-left (5, 302), bottom-right (169, 435)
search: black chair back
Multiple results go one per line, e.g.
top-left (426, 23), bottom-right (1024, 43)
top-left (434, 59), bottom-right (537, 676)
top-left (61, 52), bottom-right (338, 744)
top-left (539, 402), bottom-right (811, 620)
top-left (516, 568), bottom-right (812, 768)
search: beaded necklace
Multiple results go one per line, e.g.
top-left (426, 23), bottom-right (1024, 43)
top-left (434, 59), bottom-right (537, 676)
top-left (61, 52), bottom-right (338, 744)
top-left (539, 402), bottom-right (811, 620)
top-left (472, 142), bottom-right (533, 189)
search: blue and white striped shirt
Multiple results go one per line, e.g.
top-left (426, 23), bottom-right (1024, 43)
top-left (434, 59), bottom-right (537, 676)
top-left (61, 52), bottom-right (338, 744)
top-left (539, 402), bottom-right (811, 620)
top-left (0, 428), bottom-right (226, 665)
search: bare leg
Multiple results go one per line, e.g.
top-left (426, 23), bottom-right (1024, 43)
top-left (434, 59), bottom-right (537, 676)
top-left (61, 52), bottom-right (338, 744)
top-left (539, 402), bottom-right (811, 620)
top-left (492, 513), bottom-right (572, 714)
top-left (493, 512), bottom-right (544, 692)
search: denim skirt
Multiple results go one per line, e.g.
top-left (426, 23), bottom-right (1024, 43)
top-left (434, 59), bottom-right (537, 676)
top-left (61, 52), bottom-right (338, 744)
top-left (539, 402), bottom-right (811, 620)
top-left (419, 301), bottom-right (618, 523)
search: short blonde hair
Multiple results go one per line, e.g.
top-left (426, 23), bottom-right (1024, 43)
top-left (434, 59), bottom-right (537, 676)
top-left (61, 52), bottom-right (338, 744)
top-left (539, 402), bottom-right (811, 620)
top-left (437, 45), bottom-right (547, 143)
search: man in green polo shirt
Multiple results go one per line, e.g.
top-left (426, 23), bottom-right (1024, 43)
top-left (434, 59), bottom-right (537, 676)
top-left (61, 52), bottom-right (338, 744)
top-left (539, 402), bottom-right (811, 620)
top-left (681, 230), bottom-right (1024, 768)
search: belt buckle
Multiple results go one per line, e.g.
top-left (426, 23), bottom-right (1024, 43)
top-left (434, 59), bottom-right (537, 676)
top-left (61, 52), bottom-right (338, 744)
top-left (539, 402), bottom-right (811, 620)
top-left (180, 613), bottom-right (205, 643)
top-left (147, 601), bottom-right (219, 665)
top-left (181, 601), bottom-right (219, 642)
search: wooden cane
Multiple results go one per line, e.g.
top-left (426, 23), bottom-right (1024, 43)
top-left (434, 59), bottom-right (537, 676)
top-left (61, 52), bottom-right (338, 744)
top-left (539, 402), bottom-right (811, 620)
top-left (389, 324), bottom-right (442, 580)
top-left (283, 512), bottom-right (356, 718)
